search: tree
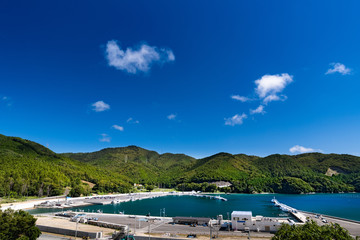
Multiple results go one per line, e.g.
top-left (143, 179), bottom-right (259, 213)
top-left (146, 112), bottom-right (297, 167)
top-left (145, 184), bottom-right (154, 192)
top-left (0, 209), bottom-right (41, 240)
top-left (68, 185), bottom-right (84, 197)
top-left (272, 220), bottom-right (353, 240)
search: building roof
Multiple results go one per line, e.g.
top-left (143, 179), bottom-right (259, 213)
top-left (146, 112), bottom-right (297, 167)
top-left (173, 217), bottom-right (211, 221)
top-left (231, 211), bottom-right (253, 216)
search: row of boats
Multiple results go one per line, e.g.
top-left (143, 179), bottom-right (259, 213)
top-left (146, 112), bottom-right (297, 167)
top-left (110, 192), bottom-right (229, 204)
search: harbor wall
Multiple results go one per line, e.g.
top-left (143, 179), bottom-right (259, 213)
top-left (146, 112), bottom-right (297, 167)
top-left (37, 225), bottom-right (102, 239)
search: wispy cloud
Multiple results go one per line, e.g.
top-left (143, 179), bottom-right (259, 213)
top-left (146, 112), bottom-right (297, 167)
top-left (105, 40), bottom-right (175, 74)
top-left (99, 133), bottom-right (111, 142)
top-left (167, 114), bottom-right (176, 120)
top-left (326, 62), bottom-right (351, 75)
top-left (112, 125), bottom-right (124, 131)
top-left (92, 101), bottom-right (110, 112)
top-left (255, 73), bottom-right (293, 104)
top-left (250, 105), bottom-right (265, 115)
top-left (1, 96), bottom-right (12, 107)
top-left (289, 145), bottom-right (321, 154)
top-left (228, 73), bottom-right (292, 124)
top-left (224, 113), bottom-right (247, 126)
top-left (127, 117), bottom-right (139, 124)
top-left (231, 95), bottom-right (250, 102)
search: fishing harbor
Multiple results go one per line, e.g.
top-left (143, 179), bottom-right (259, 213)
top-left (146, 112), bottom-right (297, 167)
top-left (33, 197), bottom-right (360, 239)
top-left (30, 191), bottom-right (228, 210)
top-left (26, 193), bottom-right (360, 239)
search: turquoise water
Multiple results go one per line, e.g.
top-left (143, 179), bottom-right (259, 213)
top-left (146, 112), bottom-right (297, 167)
top-left (28, 193), bottom-right (360, 221)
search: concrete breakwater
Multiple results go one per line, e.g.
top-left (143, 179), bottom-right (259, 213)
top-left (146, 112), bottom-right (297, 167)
top-left (1, 191), bottom-right (225, 211)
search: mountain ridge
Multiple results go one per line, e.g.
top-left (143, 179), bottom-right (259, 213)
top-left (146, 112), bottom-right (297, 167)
top-left (1, 133), bottom-right (360, 197)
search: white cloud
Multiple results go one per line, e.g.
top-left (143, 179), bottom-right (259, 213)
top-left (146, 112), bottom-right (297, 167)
top-left (255, 73), bottom-right (293, 101)
top-left (99, 133), bottom-right (111, 142)
top-left (326, 62), bottom-right (351, 75)
top-left (92, 101), bottom-right (110, 112)
top-left (263, 94), bottom-right (280, 104)
top-left (106, 40), bottom-right (175, 74)
top-left (112, 125), bottom-right (124, 131)
top-left (250, 105), bottom-right (265, 115)
top-left (231, 95), bottom-right (250, 102)
top-left (166, 49), bottom-right (175, 61)
top-left (1, 96), bottom-right (12, 107)
top-left (263, 94), bottom-right (288, 104)
top-left (289, 145), bottom-right (320, 154)
top-left (225, 113), bottom-right (247, 126)
top-left (227, 73), bottom-right (292, 125)
top-left (127, 117), bottom-right (139, 124)
top-left (167, 114), bottom-right (176, 120)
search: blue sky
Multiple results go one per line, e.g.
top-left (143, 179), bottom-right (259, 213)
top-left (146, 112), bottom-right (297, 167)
top-left (1, 0), bottom-right (359, 158)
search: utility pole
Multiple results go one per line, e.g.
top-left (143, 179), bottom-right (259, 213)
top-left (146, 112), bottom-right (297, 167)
top-left (126, 225), bottom-right (129, 240)
top-left (227, 212), bottom-right (230, 232)
top-left (75, 218), bottom-right (79, 239)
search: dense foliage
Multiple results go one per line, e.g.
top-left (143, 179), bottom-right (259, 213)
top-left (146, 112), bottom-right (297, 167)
top-left (0, 134), bottom-right (131, 198)
top-left (1, 133), bottom-right (360, 196)
top-left (272, 220), bottom-right (353, 240)
top-left (65, 147), bottom-right (360, 194)
top-left (0, 209), bottom-right (41, 240)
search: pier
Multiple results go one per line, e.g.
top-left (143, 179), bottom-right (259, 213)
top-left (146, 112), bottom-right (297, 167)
top-left (271, 197), bottom-right (307, 223)
top-left (192, 193), bottom-right (228, 201)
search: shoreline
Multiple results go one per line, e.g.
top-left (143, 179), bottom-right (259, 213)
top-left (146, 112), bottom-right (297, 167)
top-left (11, 192), bottom-right (358, 238)
top-left (3, 192), bottom-right (360, 224)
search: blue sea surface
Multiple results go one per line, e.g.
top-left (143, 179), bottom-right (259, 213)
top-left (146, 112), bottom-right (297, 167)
top-left (28, 193), bottom-right (360, 221)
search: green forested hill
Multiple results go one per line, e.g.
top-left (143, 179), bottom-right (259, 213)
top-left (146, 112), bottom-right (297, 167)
top-left (1, 133), bottom-right (360, 197)
top-left (62, 146), bottom-right (196, 187)
top-left (64, 147), bottom-right (360, 194)
top-left (0, 134), bottom-right (132, 198)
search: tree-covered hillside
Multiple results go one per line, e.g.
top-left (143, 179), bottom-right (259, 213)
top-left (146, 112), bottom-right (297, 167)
top-left (63, 146), bottom-right (196, 187)
top-left (0, 134), bottom-right (132, 198)
top-left (1, 133), bottom-right (360, 197)
top-left (64, 145), bottom-right (360, 194)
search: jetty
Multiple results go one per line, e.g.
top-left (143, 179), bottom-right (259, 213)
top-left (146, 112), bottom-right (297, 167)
top-left (271, 197), bottom-right (307, 223)
top-left (192, 193), bottom-right (228, 201)
top-left (28, 191), bottom-right (228, 210)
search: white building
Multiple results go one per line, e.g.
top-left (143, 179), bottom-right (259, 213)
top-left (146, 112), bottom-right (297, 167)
top-left (231, 211), bottom-right (287, 232)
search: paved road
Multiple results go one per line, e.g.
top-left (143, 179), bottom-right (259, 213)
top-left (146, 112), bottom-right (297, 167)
top-left (82, 213), bottom-right (273, 239)
top-left (301, 212), bottom-right (360, 237)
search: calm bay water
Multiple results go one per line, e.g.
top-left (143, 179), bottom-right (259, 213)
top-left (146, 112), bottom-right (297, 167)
top-left (29, 193), bottom-right (360, 221)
